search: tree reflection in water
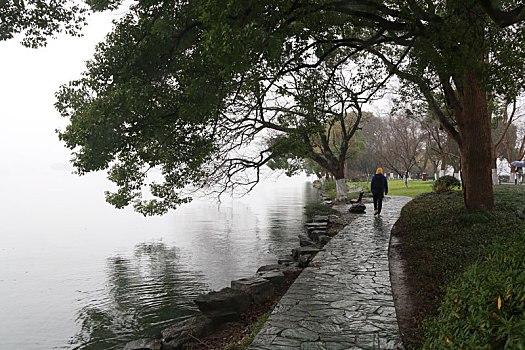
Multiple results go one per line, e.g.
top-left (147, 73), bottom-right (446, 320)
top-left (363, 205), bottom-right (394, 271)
top-left (69, 241), bottom-right (208, 350)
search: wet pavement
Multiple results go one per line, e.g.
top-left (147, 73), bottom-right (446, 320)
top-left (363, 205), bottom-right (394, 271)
top-left (249, 196), bottom-right (412, 350)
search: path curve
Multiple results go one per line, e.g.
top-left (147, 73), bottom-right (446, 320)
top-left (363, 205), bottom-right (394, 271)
top-left (249, 196), bottom-right (412, 350)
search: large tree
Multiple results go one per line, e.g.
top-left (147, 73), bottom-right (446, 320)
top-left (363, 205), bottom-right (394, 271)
top-left (268, 110), bottom-right (368, 201)
top-left (260, 59), bottom-right (374, 202)
top-left (57, 0), bottom-right (525, 213)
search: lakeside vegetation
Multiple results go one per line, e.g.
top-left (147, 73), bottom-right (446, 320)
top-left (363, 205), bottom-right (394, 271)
top-left (395, 185), bottom-right (525, 348)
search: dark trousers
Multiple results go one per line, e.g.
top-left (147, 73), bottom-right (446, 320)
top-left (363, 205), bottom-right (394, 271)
top-left (373, 193), bottom-right (383, 214)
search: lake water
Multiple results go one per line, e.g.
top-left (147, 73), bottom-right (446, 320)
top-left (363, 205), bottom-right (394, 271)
top-left (0, 173), bottom-right (318, 349)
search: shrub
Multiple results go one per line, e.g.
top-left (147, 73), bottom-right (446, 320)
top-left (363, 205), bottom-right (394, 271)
top-left (322, 179), bottom-right (337, 199)
top-left (433, 175), bottom-right (461, 193)
top-left (423, 235), bottom-right (525, 349)
top-left (323, 179), bottom-right (336, 191)
top-left (304, 202), bottom-right (338, 220)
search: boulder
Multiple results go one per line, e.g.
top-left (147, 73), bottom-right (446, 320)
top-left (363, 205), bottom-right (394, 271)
top-left (298, 234), bottom-right (316, 247)
top-left (318, 235), bottom-right (331, 245)
top-left (305, 222), bottom-right (328, 230)
top-left (255, 270), bottom-right (286, 287)
top-left (231, 277), bottom-right (275, 304)
top-left (292, 246), bottom-right (320, 261)
top-left (161, 315), bottom-right (213, 349)
top-left (277, 255), bottom-right (294, 265)
top-left (256, 264), bottom-right (282, 273)
top-left (280, 265), bottom-right (304, 278)
top-left (256, 264), bottom-right (302, 279)
top-left (328, 215), bottom-right (339, 222)
top-left (312, 215), bottom-right (329, 222)
top-left (298, 254), bottom-right (312, 268)
top-left (123, 338), bottom-right (162, 350)
top-left (194, 287), bottom-right (250, 320)
top-left (307, 229), bottom-right (326, 241)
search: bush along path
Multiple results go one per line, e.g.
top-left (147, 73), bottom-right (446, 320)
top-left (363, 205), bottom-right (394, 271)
top-left (249, 196), bottom-right (412, 350)
top-left (393, 187), bottom-right (525, 349)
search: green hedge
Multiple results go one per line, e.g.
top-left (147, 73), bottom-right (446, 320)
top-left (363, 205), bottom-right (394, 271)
top-left (423, 234), bottom-right (525, 349)
top-left (433, 175), bottom-right (461, 193)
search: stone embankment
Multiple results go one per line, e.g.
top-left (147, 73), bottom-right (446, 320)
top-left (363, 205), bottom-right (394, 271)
top-left (123, 215), bottom-right (336, 350)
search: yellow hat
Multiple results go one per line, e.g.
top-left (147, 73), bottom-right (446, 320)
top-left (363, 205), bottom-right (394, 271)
top-left (376, 168), bottom-right (383, 174)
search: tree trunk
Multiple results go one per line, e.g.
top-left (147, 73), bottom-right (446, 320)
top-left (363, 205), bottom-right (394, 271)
top-left (439, 155), bottom-right (447, 177)
top-left (491, 146), bottom-right (498, 185)
top-left (456, 70), bottom-right (494, 210)
top-left (403, 170), bottom-right (409, 188)
top-left (335, 177), bottom-right (348, 201)
top-left (343, 162), bottom-right (350, 180)
top-left (491, 168), bottom-right (498, 185)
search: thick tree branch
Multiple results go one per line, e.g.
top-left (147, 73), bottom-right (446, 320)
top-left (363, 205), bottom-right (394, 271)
top-left (478, 0), bottom-right (525, 27)
top-left (366, 47), bottom-right (461, 145)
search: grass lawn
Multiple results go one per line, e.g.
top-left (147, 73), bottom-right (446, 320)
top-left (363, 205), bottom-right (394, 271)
top-left (394, 184), bottom-right (525, 348)
top-left (347, 179), bottom-right (435, 198)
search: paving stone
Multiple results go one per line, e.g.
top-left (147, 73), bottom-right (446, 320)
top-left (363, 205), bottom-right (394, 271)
top-left (307, 308), bottom-right (344, 317)
top-left (299, 320), bottom-right (342, 333)
top-left (301, 342), bottom-right (327, 350)
top-left (273, 337), bottom-right (303, 347)
top-left (281, 327), bottom-right (320, 341)
top-left (325, 342), bottom-right (355, 350)
top-left (250, 334), bottom-right (277, 347)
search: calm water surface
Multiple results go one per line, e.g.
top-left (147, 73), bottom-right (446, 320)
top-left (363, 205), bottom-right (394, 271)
top-left (0, 173), bottom-right (318, 349)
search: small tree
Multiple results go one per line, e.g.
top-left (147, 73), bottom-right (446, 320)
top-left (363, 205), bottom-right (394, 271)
top-left (373, 114), bottom-right (425, 187)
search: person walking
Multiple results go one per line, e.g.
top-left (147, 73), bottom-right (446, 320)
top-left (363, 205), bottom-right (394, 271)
top-left (371, 168), bottom-right (388, 217)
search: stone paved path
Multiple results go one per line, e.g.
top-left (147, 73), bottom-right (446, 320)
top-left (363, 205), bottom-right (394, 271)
top-left (249, 196), bottom-right (412, 350)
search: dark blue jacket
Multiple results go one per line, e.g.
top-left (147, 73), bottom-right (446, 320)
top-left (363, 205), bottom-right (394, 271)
top-left (371, 174), bottom-right (388, 195)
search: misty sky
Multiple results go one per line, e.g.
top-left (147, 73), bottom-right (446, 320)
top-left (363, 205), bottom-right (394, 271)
top-left (0, 13), bottom-right (118, 177)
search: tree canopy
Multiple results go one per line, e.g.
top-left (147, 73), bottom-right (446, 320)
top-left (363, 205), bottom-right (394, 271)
top-left (56, 0), bottom-right (525, 214)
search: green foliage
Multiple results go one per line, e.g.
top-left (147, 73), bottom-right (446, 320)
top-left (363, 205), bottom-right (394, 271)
top-left (423, 236), bottom-right (525, 349)
top-left (323, 180), bottom-right (336, 192)
top-left (304, 202), bottom-right (338, 221)
top-left (320, 179), bottom-right (338, 199)
top-left (433, 175), bottom-right (461, 193)
top-left (396, 185), bottom-right (525, 348)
